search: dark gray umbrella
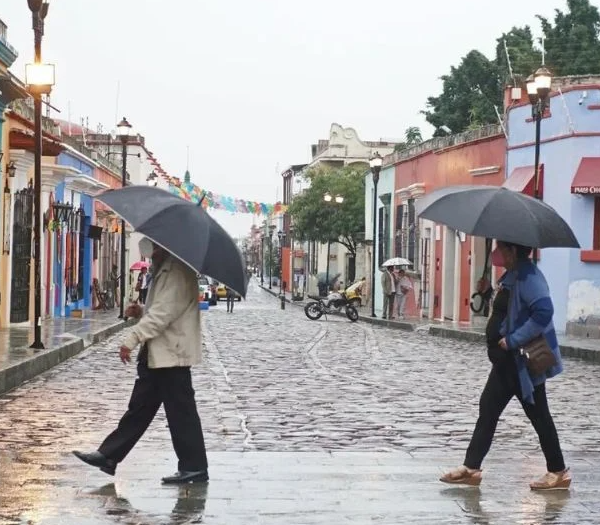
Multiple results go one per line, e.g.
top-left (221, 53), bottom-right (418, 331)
top-left (416, 185), bottom-right (579, 248)
top-left (97, 186), bottom-right (247, 297)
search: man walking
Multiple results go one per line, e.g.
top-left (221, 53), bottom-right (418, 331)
top-left (226, 286), bottom-right (236, 313)
top-left (73, 239), bottom-right (209, 484)
top-left (380, 265), bottom-right (395, 319)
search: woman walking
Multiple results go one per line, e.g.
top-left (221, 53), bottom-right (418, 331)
top-left (440, 241), bottom-right (570, 491)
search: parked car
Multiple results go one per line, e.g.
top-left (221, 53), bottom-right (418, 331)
top-left (216, 283), bottom-right (241, 301)
top-left (198, 275), bottom-right (217, 306)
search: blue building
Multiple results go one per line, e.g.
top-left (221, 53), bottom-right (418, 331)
top-left (52, 148), bottom-right (105, 316)
top-left (505, 76), bottom-right (600, 334)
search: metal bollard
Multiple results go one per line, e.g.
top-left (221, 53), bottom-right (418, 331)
top-left (280, 294), bottom-right (286, 310)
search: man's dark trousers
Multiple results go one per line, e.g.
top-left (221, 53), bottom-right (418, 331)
top-left (98, 350), bottom-right (208, 472)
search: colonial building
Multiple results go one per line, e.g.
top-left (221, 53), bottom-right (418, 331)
top-left (295, 123), bottom-right (399, 296)
top-left (367, 124), bottom-right (506, 321)
top-left (505, 75), bottom-right (600, 334)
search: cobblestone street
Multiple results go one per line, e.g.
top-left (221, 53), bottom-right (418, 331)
top-left (1, 278), bottom-right (600, 523)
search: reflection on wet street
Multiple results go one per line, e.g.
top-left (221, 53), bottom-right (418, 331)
top-left (0, 282), bottom-right (600, 523)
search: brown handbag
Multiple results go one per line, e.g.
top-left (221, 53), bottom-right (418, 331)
top-left (508, 290), bottom-right (556, 376)
top-left (519, 335), bottom-right (557, 376)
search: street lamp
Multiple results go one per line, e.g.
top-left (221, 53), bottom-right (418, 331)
top-left (289, 225), bottom-right (295, 299)
top-left (277, 230), bottom-right (286, 295)
top-left (27, 0), bottom-right (54, 350)
top-left (116, 117), bottom-right (132, 318)
top-left (369, 151), bottom-right (383, 318)
top-left (268, 224), bottom-right (276, 289)
top-left (526, 66), bottom-right (552, 264)
top-left (323, 192), bottom-right (344, 296)
top-left (260, 233), bottom-right (265, 286)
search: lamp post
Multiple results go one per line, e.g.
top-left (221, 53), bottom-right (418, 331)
top-left (369, 152), bottom-right (383, 317)
top-left (27, 0), bottom-right (55, 350)
top-left (260, 234), bottom-right (265, 286)
top-left (116, 117), bottom-right (132, 318)
top-left (268, 224), bottom-right (276, 289)
top-left (322, 192), bottom-right (344, 296)
top-left (289, 225), bottom-right (295, 299)
top-left (526, 66), bottom-right (552, 264)
top-left (277, 230), bottom-right (286, 295)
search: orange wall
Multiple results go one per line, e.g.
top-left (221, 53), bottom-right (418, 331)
top-left (395, 135), bottom-right (506, 321)
top-left (281, 247), bottom-right (290, 292)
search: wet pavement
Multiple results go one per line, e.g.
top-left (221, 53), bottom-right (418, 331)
top-left (1, 279), bottom-right (600, 523)
top-left (0, 309), bottom-right (126, 369)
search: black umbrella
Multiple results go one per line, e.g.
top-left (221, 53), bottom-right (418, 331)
top-left (97, 186), bottom-right (247, 296)
top-left (416, 185), bottom-right (579, 248)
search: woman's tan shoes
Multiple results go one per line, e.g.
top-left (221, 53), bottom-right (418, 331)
top-left (439, 466), bottom-right (483, 486)
top-left (530, 468), bottom-right (572, 491)
top-left (439, 466), bottom-right (572, 490)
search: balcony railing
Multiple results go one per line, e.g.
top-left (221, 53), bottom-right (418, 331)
top-left (383, 124), bottom-right (504, 167)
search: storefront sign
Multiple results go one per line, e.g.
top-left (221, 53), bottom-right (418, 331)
top-left (572, 186), bottom-right (600, 194)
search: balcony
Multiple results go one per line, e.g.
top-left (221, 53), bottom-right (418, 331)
top-left (0, 20), bottom-right (18, 68)
top-left (383, 124), bottom-right (504, 167)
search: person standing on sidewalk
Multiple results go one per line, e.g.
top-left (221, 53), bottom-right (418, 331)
top-left (380, 265), bottom-right (395, 319)
top-left (73, 238), bottom-right (209, 485)
top-left (393, 268), bottom-right (412, 319)
top-left (440, 242), bottom-right (570, 491)
top-left (136, 267), bottom-right (150, 305)
top-left (226, 286), bottom-right (236, 313)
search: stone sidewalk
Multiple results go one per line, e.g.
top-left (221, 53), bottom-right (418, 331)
top-left (0, 310), bottom-right (130, 395)
top-left (264, 286), bottom-right (600, 362)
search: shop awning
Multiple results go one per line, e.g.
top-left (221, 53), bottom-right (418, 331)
top-left (502, 165), bottom-right (543, 197)
top-left (571, 158), bottom-right (600, 195)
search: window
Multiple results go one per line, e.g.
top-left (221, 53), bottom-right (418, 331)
top-left (378, 207), bottom-right (386, 266)
top-left (395, 204), bottom-right (403, 256)
top-left (407, 199), bottom-right (417, 268)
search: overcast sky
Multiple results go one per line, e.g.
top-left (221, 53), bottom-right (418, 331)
top-left (2, 0), bottom-right (567, 236)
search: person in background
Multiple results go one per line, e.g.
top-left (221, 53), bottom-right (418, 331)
top-left (394, 268), bottom-right (413, 319)
top-left (110, 264), bottom-right (120, 307)
top-left (440, 242), bottom-right (570, 491)
top-left (226, 286), bottom-right (236, 313)
top-left (380, 265), bottom-right (395, 319)
top-left (137, 267), bottom-right (150, 305)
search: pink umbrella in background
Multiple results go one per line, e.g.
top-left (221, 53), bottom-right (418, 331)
top-left (130, 260), bottom-right (150, 271)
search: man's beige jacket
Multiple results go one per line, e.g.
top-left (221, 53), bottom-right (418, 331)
top-left (122, 255), bottom-right (201, 368)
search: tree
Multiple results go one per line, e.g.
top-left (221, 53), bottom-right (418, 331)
top-left (405, 126), bottom-right (423, 145)
top-left (423, 50), bottom-right (502, 135)
top-left (423, 0), bottom-right (600, 135)
top-left (538, 0), bottom-right (600, 76)
top-left (288, 165), bottom-right (365, 257)
top-left (495, 26), bottom-right (542, 84)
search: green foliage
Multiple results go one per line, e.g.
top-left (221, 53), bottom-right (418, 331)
top-left (405, 126), bottom-right (423, 145)
top-left (424, 0), bottom-right (600, 135)
top-left (495, 26), bottom-right (542, 83)
top-left (288, 165), bottom-right (365, 256)
top-left (538, 0), bottom-right (600, 75)
top-left (423, 50), bottom-right (502, 136)
top-left (394, 127), bottom-right (423, 152)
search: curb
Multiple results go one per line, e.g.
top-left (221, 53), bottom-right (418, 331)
top-left (0, 318), bottom-right (134, 396)
top-left (260, 287), bottom-right (600, 363)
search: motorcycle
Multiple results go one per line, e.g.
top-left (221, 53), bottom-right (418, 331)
top-left (303, 292), bottom-right (359, 322)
